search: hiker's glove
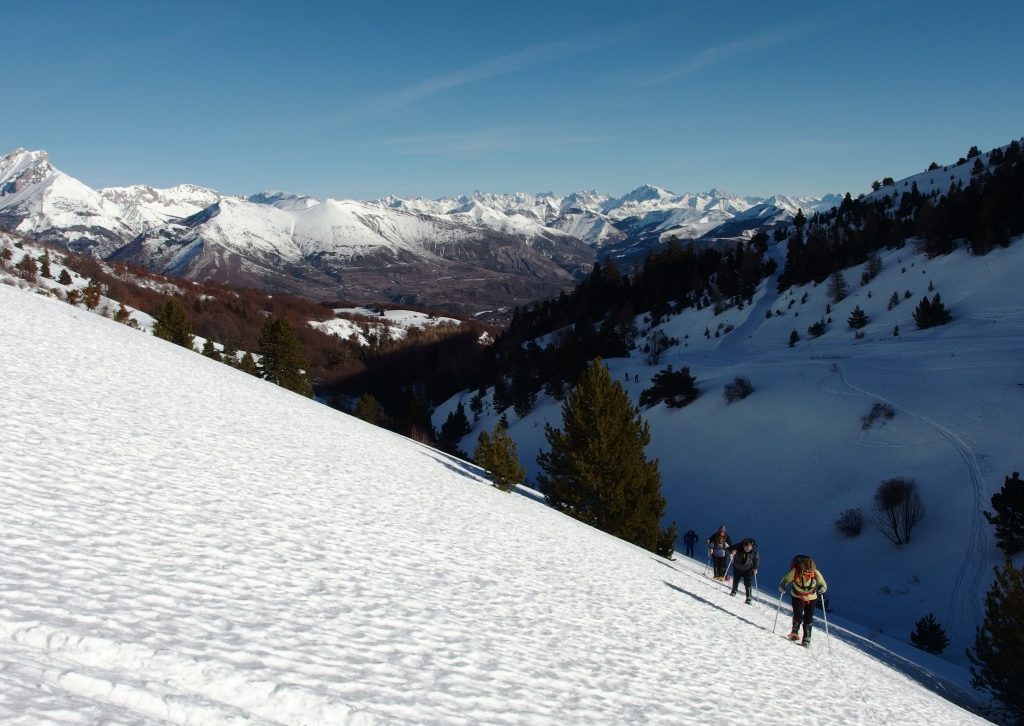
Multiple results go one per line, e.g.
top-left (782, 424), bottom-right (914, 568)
top-left (816, 585), bottom-right (825, 594)
top-left (778, 585), bottom-right (786, 593)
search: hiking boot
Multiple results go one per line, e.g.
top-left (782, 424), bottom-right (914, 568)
top-left (801, 638), bottom-right (811, 647)
top-left (787, 632), bottom-right (800, 641)
top-left (730, 590), bottom-right (737, 597)
top-left (745, 597), bottom-right (752, 604)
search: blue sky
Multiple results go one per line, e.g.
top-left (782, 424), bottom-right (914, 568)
top-left (5, 1), bottom-right (1022, 200)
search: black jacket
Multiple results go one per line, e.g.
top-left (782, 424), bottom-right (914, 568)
top-left (727, 543), bottom-right (760, 572)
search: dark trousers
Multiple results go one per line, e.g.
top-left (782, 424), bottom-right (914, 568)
top-left (791, 597), bottom-right (817, 639)
top-left (712, 555), bottom-right (728, 578)
top-left (684, 541), bottom-right (695, 557)
top-left (731, 569), bottom-right (754, 598)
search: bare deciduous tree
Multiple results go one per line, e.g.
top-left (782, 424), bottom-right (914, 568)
top-left (873, 477), bottom-right (925, 545)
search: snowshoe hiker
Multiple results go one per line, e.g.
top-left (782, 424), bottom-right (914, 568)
top-left (727, 538), bottom-right (759, 603)
top-left (706, 526), bottom-right (731, 581)
top-left (683, 529), bottom-right (699, 557)
top-left (778, 555), bottom-right (827, 646)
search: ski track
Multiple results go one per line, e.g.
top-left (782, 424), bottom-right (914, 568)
top-left (825, 363), bottom-right (988, 647)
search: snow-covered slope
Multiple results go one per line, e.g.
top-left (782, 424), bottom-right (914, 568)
top-left (437, 235), bottom-right (1024, 675)
top-left (0, 149), bottom-right (135, 256)
top-left (0, 281), bottom-right (989, 723)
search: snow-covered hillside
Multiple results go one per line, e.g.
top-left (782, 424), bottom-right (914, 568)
top-left (438, 235), bottom-right (1024, 673)
top-left (310, 307), bottom-right (463, 345)
top-left (0, 281), bottom-right (990, 724)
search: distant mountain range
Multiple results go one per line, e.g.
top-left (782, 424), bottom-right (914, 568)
top-left (0, 148), bottom-right (839, 317)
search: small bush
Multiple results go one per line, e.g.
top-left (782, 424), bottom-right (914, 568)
top-left (639, 365), bottom-right (699, 409)
top-left (861, 402), bottom-right (895, 430)
top-left (835, 508), bottom-right (864, 537)
top-left (723, 376), bottom-right (753, 403)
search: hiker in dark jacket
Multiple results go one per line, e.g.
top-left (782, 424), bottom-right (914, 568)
top-left (706, 526), bottom-right (731, 580)
top-left (682, 529), bottom-right (699, 557)
top-left (727, 538), bottom-right (759, 603)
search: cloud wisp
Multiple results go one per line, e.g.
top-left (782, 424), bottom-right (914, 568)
top-left (369, 126), bottom-right (606, 156)
top-left (645, 11), bottom-right (860, 86)
top-left (336, 28), bottom-right (636, 123)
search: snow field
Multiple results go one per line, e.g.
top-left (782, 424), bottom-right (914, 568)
top-left (0, 283), bottom-right (988, 724)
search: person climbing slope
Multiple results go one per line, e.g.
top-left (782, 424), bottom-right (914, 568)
top-left (727, 538), bottom-right (759, 604)
top-left (778, 555), bottom-right (828, 647)
top-left (706, 526), bottom-right (731, 581)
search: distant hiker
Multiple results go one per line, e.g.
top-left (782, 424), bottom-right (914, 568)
top-left (706, 526), bottom-right (731, 581)
top-left (683, 529), bottom-right (699, 557)
top-left (778, 555), bottom-right (828, 647)
top-left (727, 538), bottom-right (759, 604)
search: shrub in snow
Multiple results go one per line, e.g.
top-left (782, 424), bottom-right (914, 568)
top-left (723, 376), bottom-right (753, 403)
top-left (639, 365), bottom-right (699, 409)
top-left (861, 402), bottom-right (895, 430)
top-left (834, 508), bottom-right (864, 537)
top-left (873, 477), bottom-right (924, 546)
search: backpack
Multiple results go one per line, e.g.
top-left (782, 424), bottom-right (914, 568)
top-left (789, 554), bottom-right (819, 593)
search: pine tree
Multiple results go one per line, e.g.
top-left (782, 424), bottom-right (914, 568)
top-left (788, 329), bottom-right (800, 347)
top-left (913, 293), bottom-right (952, 329)
top-left (257, 316), bottom-right (313, 397)
top-left (15, 254), bottom-right (37, 282)
top-left (238, 352), bottom-right (259, 376)
top-left (201, 339), bottom-right (222, 362)
top-left (537, 358), bottom-right (672, 554)
top-left (58, 268), bottom-right (73, 285)
top-left (83, 280), bottom-right (103, 310)
top-left (474, 422), bottom-right (526, 492)
top-left (113, 302), bottom-right (133, 326)
top-left (984, 472), bottom-right (1024, 556)
top-left (968, 558), bottom-right (1024, 723)
top-left (888, 291), bottom-right (900, 310)
top-left (353, 393), bottom-right (387, 427)
top-left (38, 250), bottom-right (52, 278)
top-left (152, 297), bottom-right (195, 349)
top-left (847, 305), bottom-right (869, 329)
top-left (910, 613), bottom-right (950, 654)
top-left (438, 402), bottom-right (471, 456)
top-left (827, 269), bottom-right (848, 303)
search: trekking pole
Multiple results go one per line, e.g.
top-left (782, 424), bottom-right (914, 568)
top-left (703, 549), bottom-right (711, 577)
top-left (820, 594), bottom-right (832, 654)
top-left (725, 554), bottom-right (734, 581)
top-left (772, 588), bottom-right (786, 633)
top-left (753, 572), bottom-right (759, 607)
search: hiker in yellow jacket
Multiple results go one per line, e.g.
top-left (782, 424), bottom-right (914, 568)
top-left (778, 555), bottom-right (828, 647)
